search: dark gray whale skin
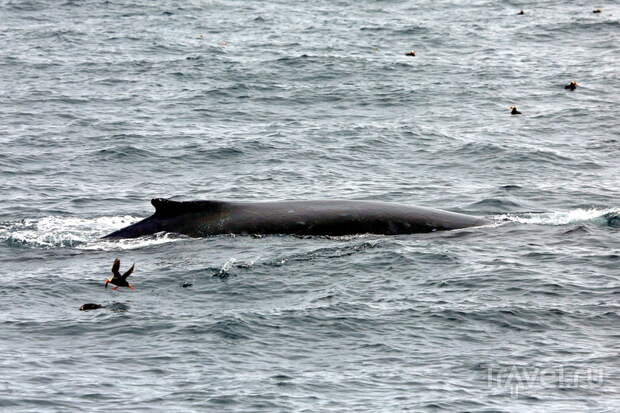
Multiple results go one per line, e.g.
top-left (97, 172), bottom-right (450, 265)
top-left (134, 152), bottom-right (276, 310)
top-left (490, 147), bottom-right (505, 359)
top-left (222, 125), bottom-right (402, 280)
top-left (103, 198), bottom-right (489, 239)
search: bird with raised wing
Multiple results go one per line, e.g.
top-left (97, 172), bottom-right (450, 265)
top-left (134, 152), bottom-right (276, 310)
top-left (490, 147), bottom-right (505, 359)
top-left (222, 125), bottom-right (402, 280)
top-left (105, 258), bottom-right (135, 290)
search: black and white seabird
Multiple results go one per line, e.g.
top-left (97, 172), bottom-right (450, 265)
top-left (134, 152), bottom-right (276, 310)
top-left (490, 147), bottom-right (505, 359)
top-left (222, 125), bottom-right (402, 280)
top-left (565, 81), bottom-right (578, 91)
top-left (105, 258), bottom-right (135, 290)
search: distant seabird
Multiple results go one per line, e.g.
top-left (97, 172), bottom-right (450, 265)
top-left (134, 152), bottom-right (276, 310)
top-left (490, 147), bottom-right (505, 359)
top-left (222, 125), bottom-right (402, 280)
top-left (80, 303), bottom-right (104, 311)
top-left (564, 81), bottom-right (578, 91)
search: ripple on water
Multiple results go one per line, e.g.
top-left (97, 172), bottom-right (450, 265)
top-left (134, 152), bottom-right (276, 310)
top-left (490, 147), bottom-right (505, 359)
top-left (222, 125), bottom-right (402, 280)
top-left (1, 0), bottom-right (619, 411)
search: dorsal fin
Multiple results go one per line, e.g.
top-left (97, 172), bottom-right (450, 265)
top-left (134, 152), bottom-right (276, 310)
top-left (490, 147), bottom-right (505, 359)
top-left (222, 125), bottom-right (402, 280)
top-left (151, 198), bottom-right (224, 218)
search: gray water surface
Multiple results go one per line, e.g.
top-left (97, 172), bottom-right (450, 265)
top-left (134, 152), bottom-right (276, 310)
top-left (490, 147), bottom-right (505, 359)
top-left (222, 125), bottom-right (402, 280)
top-left (1, 0), bottom-right (619, 411)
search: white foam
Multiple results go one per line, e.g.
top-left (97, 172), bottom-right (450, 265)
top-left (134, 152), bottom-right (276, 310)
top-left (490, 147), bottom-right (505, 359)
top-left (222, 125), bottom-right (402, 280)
top-left (0, 215), bottom-right (136, 249)
top-left (83, 231), bottom-right (186, 251)
top-left (496, 208), bottom-right (619, 226)
top-left (0, 215), bottom-right (183, 250)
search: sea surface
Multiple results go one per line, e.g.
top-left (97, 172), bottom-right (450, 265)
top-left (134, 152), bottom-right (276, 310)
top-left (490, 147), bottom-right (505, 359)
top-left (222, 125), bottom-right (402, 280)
top-left (1, 0), bottom-right (619, 411)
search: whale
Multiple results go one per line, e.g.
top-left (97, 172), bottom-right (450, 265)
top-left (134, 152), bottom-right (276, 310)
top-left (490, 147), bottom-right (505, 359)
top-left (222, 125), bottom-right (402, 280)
top-left (103, 198), bottom-right (488, 239)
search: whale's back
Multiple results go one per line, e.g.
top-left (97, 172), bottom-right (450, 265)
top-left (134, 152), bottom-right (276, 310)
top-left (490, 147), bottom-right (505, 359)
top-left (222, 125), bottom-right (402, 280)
top-left (103, 199), bottom-right (487, 239)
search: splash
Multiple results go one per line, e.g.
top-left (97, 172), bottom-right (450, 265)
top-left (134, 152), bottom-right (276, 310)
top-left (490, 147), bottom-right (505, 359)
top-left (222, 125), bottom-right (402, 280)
top-left (213, 257), bottom-right (238, 278)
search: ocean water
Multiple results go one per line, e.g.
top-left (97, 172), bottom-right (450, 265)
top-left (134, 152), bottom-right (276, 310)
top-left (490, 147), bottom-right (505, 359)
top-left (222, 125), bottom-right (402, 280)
top-left (1, 0), bottom-right (619, 411)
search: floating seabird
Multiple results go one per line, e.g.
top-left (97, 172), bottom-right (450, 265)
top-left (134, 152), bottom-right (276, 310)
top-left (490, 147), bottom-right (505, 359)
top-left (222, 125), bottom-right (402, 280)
top-left (565, 81), bottom-right (578, 91)
top-left (80, 303), bottom-right (104, 311)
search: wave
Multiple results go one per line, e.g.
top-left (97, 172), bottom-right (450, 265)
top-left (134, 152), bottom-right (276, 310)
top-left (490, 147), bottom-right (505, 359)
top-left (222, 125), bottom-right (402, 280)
top-left (92, 145), bottom-right (158, 161)
top-left (468, 198), bottom-right (523, 213)
top-left (195, 239), bottom-right (385, 280)
top-left (262, 239), bottom-right (385, 268)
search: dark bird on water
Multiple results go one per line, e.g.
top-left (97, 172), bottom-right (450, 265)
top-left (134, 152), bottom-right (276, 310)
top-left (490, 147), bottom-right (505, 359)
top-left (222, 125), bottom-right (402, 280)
top-left (518, 10), bottom-right (524, 15)
top-left (79, 302), bottom-right (130, 312)
top-left (593, 9), bottom-right (602, 14)
top-left (565, 81), bottom-right (578, 91)
top-left (105, 258), bottom-right (135, 290)
top-left (509, 106), bottom-right (521, 115)
top-left (404, 50), bottom-right (416, 57)
top-left (80, 303), bottom-right (104, 311)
